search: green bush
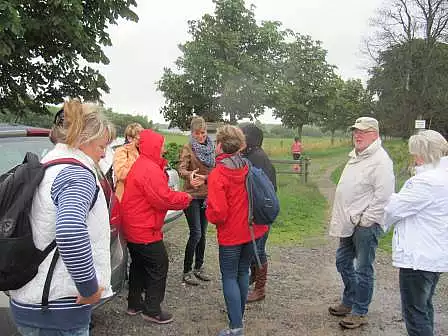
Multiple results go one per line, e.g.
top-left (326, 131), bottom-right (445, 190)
top-left (164, 142), bottom-right (183, 168)
top-left (383, 140), bottom-right (412, 190)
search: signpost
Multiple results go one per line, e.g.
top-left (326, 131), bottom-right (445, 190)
top-left (415, 120), bottom-right (426, 129)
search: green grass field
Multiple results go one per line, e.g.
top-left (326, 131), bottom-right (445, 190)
top-left (269, 173), bottom-right (328, 246)
top-left (162, 131), bottom-right (352, 245)
top-left (162, 132), bottom-right (351, 158)
top-left (165, 131), bottom-right (410, 250)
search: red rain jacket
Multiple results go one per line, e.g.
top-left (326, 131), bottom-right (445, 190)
top-left (206, 154), bottom-right (268, 246)
top-left (121, 129), bottom-right (191, 244)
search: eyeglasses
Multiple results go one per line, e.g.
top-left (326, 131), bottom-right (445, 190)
top-left (53, 109), bottom-right (64, 127)
top-left (352, 129), bottom-right (376, 135)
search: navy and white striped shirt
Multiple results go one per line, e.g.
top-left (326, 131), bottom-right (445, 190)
top-left (11, 165), bottom-right (99, 330)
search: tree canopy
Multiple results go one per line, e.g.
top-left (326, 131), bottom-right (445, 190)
top-left (318, 78), bottom-right (371, 143)
top-left (268, 33), bottom-right (336, 139)
top-left (368, 0), bottom-right (448, 137)
top-left (0, 0), bottom-right (138, 116)
top-left (157, 0), bottom-right (284, 129)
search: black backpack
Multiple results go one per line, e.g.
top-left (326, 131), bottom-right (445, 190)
top-left (0, 152), bottom-right (98, 299)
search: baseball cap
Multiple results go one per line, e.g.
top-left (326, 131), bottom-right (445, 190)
top-left (351, 117), bottom-right (379, 132)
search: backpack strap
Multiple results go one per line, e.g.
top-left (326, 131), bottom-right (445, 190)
top-left (41, 247), bottom-right (59, 311)
top-left (243, 158), bottom-right (262, 268)
top-left (44, 158), bottom-right (99, 210)
top-left (40, 158), bottom-right (99, 309)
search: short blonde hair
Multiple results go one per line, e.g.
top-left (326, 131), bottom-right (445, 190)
top-left (63, 100), bottom-right (116, 148)
top-left (409, 130), bottom-right (448, 165)
top-left (124, 123), bottom-right (143, 139)
top-left (216, 125), bottom-right (246, 154)
top-left (191, 116), bottom-right (206, 132)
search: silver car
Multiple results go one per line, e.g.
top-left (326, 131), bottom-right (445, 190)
top-left (0, 125), bottom-right (183, 335)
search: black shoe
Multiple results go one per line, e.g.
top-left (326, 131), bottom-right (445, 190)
top-left (126, 307), bottom-right (143, 316)
top-left (194, 267), bottom-right (211, 281)
top-left (142, 311), bottom-right (174, 324)
top-left (183, 271), bottom-right (200, 286)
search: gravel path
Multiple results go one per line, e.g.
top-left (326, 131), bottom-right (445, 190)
top-left (91, 161), bottom-right (448, 336)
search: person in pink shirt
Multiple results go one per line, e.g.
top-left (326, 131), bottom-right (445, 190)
top-left (291, 137), bottom-right (302, 172)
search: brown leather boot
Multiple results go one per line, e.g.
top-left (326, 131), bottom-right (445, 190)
top-left (247, 262), bottom-right (267, 303)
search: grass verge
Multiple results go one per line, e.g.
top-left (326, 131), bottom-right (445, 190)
top-left (269, 173), bottom-right (327, 246)
top-left (330, 164), bottom-right (344, 184)
top-left (163, 133), bottom-right (351, 247)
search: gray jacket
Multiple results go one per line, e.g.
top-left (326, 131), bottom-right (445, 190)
top-left (329, 139), bottom-right (395, 237)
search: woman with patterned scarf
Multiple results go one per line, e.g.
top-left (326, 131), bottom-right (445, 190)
top-left (178, 116), bottom-right (215, 285)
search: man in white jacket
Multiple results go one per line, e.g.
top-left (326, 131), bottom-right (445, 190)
top-left (328, 117), bottom-right (395, 329)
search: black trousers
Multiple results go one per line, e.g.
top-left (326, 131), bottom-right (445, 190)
top-left (183, 198), bottom-right (208, 273)
top-left (127, 240), bottom-right (169, 316)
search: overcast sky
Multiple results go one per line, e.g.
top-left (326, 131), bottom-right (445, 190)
top-left (98, 0), bottom-right (385, 124)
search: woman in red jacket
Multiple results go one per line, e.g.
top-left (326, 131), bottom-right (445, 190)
top-left (121, 129), bottom-right (192, 324)
top-left (206, 125), bottom-right (268, 336)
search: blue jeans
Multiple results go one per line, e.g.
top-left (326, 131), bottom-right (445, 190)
top-left (399, 268), bottom-right (441, 336)
top-left (183, 199), bottom-right (208, 273)
top-left (219, 242), bottom-right (255, 329)
top-left (336, 224), bottom-right (382, 315)
top-left (16, 325), bottom-right (89, 336)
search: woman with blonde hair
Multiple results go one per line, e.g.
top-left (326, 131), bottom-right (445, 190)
top-left (384, 129), bottom-right (448, 336)
top-left (113, 123), bottom-right (144, 200)
top-left (178, 116), bottom-right (214, 285)
top-left (206, 125), bottom-right (268, 336)
top-left (10, 100), bottom-right (115, 336)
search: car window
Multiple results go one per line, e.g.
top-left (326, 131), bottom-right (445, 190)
top-left (0, 137), bottom-right (54, 174)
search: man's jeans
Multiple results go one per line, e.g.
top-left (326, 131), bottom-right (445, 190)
top-left (219, 241), bottom-right (255, 329)
top-left (336, 223), bottom-right (382, 316)
top-left (399, 268), bottom-right (441, 336)
top-left (183, 199), bottom-right (208, 273)
top-left (16, 325), bottom-right (89, 336)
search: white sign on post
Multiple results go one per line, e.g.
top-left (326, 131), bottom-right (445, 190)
top-left (415, 120), bottom-right (426, 129)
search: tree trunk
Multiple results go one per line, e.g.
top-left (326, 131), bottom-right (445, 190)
top-left (331, 129), bottom-right (335, 145)
top-left (296, 125), bottom-right (303, 140)
top-left (229, 112), bottom-right (237, 125)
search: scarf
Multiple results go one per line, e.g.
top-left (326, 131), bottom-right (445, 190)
top-left (190, 135), bottom-right (215, 168)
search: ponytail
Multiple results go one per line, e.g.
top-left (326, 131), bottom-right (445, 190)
top-left (63, 100), bottom-right (85, 148)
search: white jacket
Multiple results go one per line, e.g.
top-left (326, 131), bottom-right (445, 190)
top-left (329, 139), bottom-right (395, 237)
top-left (10, 144), bottom-right (112, 304)
top-left (384, 159), bottom-right (448, 272)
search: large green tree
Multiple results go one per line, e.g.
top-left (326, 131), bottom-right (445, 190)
top-left (368, 39), bottom-right (448, 137)
top-left (268, 33), bottom-right (335, 139)
top-left (104, 108), bottom-right (153, 136)
top-left (0, 105), bottom-right (153, 134)
top-left (368, 0), bottom-right (448, 137)
top-left (0, 0), bottom-right (138, 116)
top-left (318, 78), bottom-right (372, 143)
top-left (157, 0), bottom-right (284, 129)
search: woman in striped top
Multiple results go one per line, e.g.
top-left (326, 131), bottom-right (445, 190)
top-left (10, 100), bottom-right (115, 336)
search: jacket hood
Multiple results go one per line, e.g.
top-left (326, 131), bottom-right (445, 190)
top-left (415, 155), bottom-right (448, 174)
top-left (439, 156), bottom-right (448, 170)
top-left (241, 124), bottom-right (263, 148)
top-left (139, 129), bottom-right (165, 165)
top-left (216, 153), bottom-right (248, 182)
